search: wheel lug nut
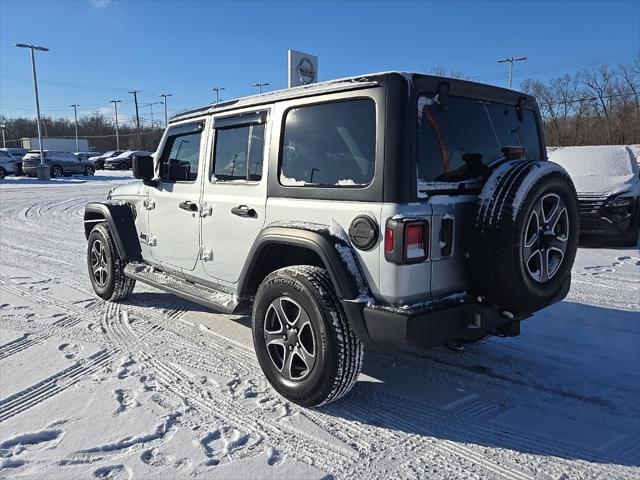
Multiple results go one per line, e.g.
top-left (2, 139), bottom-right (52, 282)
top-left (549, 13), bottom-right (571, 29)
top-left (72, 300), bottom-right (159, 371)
top-left (282, 335), bottom-right (286, 340)
top-left (289, 346), bottom-right (293, 351)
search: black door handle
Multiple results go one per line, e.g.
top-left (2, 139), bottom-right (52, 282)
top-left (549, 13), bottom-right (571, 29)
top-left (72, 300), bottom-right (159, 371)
top-left (231, 205), bottom-right (257, 218)
top-left (179, 201), bottom-right (198, 212)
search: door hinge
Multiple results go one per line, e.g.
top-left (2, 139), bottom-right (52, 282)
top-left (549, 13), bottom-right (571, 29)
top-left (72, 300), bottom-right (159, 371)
top-left (200, 247), bottom-right (213, 261)
top-left (143, 199), bottom-right (155, 210)
top-left (199, 202), bottom-right (213, 217)
top-left (148, 235), bottom-right (157, 247)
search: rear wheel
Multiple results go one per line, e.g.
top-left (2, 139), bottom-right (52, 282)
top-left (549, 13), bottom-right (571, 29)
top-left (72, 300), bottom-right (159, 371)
top-left (87, 223), bottom-right (135, 301)
top-left (252, 266), bottom-right (363, 407)
top-left (120, 162), bottom-right (128, 170)
top-left (0, 167), bottom-right (6, 179)
top-left (50, 165), bottom-right (63, 178)
top-left (84, 165), bottom-right (95, 176)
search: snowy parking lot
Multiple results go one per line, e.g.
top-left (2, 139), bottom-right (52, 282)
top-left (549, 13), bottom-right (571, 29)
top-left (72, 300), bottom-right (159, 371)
top-left (0, 171), bottom-right (638, 479)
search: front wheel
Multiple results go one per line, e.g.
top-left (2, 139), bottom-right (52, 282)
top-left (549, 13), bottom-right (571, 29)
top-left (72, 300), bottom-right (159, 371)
top-left (120, 163), bottom-right (128, 170)
top-left (252, 266), bottom-right (363, 407)
top-left (84, 165), bottom-right (95, 176)
top-left (87, 223), bottom-right (135, 301)
top-left (0, 167), bottom-right (6, 179)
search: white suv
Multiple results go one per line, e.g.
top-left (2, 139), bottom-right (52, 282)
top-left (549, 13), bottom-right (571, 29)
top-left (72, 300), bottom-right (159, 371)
top-left (84, 72), bottom-right (579, 406)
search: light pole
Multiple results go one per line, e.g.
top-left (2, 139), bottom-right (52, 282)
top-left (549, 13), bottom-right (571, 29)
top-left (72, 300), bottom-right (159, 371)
top-left (128, 90), bottom-right (142, 149)
top-left (1, 124), bottom-right (5, 148)
top-left (497, 56), bottom-right (527, 89)
top-left (143, 101), bottom-right (162, 129)
top-left (212, 87), bottom-right (225, 104)
top-left (110, 100), bottom-right (122, 150)
top-left (160, 93), bottom-right (172, 128)
top-left (252, 82), bottom-right (269, 94)
top-left (71, 104), bottom-right (80, 152)
top-left (15, 43), bottom-right (49, 180)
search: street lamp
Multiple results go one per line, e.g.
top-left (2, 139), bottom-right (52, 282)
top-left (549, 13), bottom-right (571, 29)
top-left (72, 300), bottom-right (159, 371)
top-left (110, 100), bottom-right (122, 149)
top-left (15, 43), bottom-right (49, 180)
top-left (160, 93), bottom-right (172, 128)
top-left (71, 104), bottom-right (80, 152)
top-left (212, 87), bottom-right (225, 104)
top-left (497, 56), bottom-right (527, 89)
top-left (252, 82), bottom-right (269, 94)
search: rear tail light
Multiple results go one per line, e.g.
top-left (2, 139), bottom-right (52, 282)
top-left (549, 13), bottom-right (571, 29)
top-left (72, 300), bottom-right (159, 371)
top-left (404, 222), bottom-right (426, 259)
top-left (385, 218), bottom-right (429, 264)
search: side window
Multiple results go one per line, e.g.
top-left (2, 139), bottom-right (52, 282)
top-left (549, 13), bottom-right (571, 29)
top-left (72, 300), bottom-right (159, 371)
top-left (280, 99), bottom-right (376, 187)
top-left (212, 123), bottom-right (266, 182)
top-left (158, 122), bottom-right (203, 182)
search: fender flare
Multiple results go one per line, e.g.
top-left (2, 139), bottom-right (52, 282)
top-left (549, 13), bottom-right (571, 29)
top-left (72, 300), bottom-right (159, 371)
top-left (238, 225), bottom-right (368, 301)
top-left (84, 202), bottom-right (142, 262)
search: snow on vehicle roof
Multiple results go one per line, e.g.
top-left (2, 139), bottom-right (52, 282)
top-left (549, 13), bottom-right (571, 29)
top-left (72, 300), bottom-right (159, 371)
top-left (549, 145), bottom-right (636, 177)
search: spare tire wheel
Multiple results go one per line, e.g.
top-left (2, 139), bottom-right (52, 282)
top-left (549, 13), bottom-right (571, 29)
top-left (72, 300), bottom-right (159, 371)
top-left (471, 160), bottom-right (579, 312)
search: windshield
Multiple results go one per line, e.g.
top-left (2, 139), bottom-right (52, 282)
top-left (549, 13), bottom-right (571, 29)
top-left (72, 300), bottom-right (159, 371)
top-left (417, 95), bottom-right (542, 189)
top-left (550, 146), bottom-right (634, 177)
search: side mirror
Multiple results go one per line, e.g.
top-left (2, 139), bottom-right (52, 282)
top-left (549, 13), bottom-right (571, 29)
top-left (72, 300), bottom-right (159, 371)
top-left (133, 155), bottom-right (154, 181)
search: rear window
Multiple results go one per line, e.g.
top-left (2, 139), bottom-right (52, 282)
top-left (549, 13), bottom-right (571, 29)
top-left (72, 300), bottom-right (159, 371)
top-left (417, 95), bottom-right (542, 192)
top-left (280, 99), bottom-right (376, 187)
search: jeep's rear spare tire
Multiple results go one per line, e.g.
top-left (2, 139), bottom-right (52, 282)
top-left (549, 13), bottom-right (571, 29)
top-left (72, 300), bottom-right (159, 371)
top-left (471, 160), bottom-right (579, 312)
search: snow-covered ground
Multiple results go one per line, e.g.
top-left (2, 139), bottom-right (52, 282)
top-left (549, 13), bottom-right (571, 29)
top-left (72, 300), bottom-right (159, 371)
top-left (0, 171), bottom-right (638, 479)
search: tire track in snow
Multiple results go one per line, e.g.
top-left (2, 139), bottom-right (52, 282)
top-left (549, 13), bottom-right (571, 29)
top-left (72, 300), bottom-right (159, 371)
top-left (99, 303), bottom-right (373, 478)
top-left (0, 333), bottom-right (50, 360)
top-left (0, 349), bottom-right (112, 423)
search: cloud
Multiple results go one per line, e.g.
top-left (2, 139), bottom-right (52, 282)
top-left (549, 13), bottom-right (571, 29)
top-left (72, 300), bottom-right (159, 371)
top-left (90, 0), bottom-right (112, 8)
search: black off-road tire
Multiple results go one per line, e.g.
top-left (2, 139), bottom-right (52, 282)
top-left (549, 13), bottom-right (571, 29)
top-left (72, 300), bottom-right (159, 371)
top-left (87, 223), bottom-right (135, 301)
top-left (471, 160), bottom-right (579, 312)
top-left (252, 266), bottom-right (363, 407)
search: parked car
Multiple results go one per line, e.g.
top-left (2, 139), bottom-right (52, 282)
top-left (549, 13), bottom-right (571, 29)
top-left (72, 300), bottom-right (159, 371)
top-left (90, 150), bottom-right (123, 170)
top-left (549, 145), bottom-right (640, 246)
top-left (104, 150), bottom-right (151, 170)
top-left (0, 150), bottom-right (18, 178)
top-left (84, 72), bottom-right (579, 407)
top-left (75, 151), bottom-right (103, 162)
top-left (0, 148), bottom-right (28, 175)
top-left (22, 150), bottom-right (96, 177)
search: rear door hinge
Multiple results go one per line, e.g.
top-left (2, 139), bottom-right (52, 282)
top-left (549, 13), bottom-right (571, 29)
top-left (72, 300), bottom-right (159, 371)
top-left (147, 235), bottom-right (157, 246)
top-left (199, 202), bottom-right (213, 217)
top-left (143, 199), bottom-right (155, 210)
top-left (200, 247), bottom-right (213, 261)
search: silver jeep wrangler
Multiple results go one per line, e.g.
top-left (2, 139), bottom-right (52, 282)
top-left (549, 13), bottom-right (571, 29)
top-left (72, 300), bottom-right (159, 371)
top-left (84, 72), bottom-right (579, 407)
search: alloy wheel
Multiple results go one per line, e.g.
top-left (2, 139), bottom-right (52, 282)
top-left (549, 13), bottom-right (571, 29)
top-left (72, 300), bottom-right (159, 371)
top-left (263, 297), bottom-right (317, 381)
top-left (523, 193), bottom-right (569, 283)
top-left (51, 166), bottom-right (63, 178)
top-left (90, 239), bottom-right (109, 287)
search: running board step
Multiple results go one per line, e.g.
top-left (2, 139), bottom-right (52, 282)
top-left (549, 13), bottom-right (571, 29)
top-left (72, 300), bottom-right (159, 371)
top-left (124, 263), bottom-right (246, 314)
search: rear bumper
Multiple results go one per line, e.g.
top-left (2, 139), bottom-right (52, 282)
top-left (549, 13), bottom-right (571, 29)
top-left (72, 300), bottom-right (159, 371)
top-left (22, 166), bottom-right (38, 176)
top-left (342, 277), bottom-right (570, 351)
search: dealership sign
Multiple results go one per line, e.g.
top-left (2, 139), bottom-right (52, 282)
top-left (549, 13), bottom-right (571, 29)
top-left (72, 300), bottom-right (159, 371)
top-left (288, 50), bottom-right (318, 88)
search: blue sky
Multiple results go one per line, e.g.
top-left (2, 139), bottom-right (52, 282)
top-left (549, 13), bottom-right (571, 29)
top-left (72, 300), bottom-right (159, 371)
top-left (1, 0), bottom-right (638, 125)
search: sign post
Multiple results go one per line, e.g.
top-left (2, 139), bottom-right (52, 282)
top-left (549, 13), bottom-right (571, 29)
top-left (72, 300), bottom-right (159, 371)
top-left (288, 50), bottom-right (318, 88)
